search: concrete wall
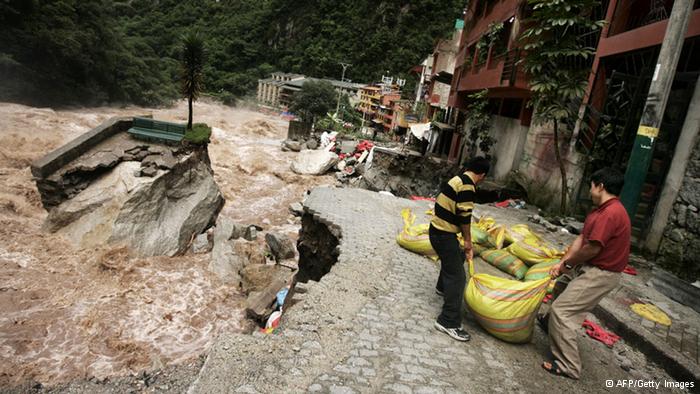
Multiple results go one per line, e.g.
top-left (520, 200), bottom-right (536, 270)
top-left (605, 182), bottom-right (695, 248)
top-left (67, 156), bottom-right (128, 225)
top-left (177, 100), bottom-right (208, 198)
top-left (656, 136), bottom-right (700, 282)
top-left (31, 116), bottom-right (133, 179)
top-left (488, 115), bottom-right (529, 181)
top-left (515, 121), bottom-right (586, 212)
top-left (431, 82), bottom-right (451, 109)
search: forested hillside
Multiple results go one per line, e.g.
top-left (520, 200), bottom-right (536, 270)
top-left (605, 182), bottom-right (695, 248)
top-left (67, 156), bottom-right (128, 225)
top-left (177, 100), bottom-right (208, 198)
top-left (0, 0), bottom-right (464, 106)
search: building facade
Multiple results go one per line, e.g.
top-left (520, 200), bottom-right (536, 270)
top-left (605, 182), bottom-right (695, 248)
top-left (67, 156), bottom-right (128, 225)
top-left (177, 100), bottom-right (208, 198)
top-left (257, 72), bottom-right (305, 107)
top-left (448, 0), bottom-right (700, 279)
top-left (258, 73), bottom-right (365, 109)
top-left (426, 19), bottom-right (464, 121)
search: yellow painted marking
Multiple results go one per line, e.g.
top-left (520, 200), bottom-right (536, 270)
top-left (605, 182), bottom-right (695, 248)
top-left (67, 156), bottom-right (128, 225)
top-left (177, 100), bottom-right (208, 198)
top-left (637, 125), bottom-right (659, 138)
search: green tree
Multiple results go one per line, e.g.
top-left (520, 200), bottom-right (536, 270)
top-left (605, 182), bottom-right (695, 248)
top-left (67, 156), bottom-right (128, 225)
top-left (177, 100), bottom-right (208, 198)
top-left (464, 89), bottom-right (494, 158)
top-left (181, 32), bottom-right (205, 130)
top-left (1, 0), bottom-right (466, 106)
top-left (520, 0), bottom-right (604, 212)
top-left (289, 80), bottom-right (337, 124)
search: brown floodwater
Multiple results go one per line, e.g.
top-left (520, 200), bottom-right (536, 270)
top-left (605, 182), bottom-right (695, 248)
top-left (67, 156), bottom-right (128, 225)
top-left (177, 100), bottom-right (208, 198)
top-left (0, 100), bottom-right (333, 386)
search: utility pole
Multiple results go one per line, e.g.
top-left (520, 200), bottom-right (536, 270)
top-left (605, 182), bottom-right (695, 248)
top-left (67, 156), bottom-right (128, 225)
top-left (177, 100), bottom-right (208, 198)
top-left (335, 62), bottom-right (351, 116)
top-left (620, 0), bottom-right (693, 220)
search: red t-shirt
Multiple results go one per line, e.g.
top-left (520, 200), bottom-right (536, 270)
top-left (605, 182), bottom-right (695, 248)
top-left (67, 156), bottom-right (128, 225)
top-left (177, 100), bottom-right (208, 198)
top-left (582, 197), bottom-right (631, 272)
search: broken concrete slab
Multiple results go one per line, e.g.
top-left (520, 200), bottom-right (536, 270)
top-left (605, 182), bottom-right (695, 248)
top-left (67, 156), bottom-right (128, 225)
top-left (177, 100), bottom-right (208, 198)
top-left (289, 202), bottom-right (304, 216)
top-left (140, 165), bottom-right (158, 177)
top-left (245, 278), bottom-right (287, 322)
top-left (33, 124), bottom-right (182, 209)
top-left (143, 150), bottom-right (177, 169)
top-left (30, 116), bottom-right (133, 179)
top-left (265, 233), bottom-right (296, 261)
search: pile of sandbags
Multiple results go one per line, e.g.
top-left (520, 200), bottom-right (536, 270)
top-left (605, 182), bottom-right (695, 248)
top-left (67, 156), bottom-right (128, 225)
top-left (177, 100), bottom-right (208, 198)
top-left (395, 208), bottom-right (565, 344)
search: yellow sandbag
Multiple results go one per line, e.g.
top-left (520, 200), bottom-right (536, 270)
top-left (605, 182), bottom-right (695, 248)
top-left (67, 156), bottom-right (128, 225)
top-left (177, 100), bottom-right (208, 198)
top-left (397, 209), bottom-right (488, 260)
top-left (471, 226), bottom-right (489, 245)
top-left (397, 209), bottom-right (437, 259)
top-left (506, 238), bottom-right (563, 266)
top-left (504, 224), bottom-right (541, 245)
top-left (465, 259), bottom-right (551, 343)
top-left (476, 217), bottom-right (496, 231)
top-left (479, 249), bottom-right (528, 279)
top-left (486, 225), bottom-right (506, 249)
top-left (396, 231), bottom-right (438, 259)
top-left (473, 243), bottom-right (488, 256)
top-left (546, 280), bottom-right (555, 294)
top-left (523, 259), bottom-right (560, 281)
top-left (630, 303), bottom-right (672, 326)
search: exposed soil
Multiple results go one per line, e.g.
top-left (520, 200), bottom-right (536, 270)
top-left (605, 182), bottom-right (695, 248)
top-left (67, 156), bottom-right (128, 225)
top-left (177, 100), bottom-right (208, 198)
top-left (0, 100), bottom-right (334, 387)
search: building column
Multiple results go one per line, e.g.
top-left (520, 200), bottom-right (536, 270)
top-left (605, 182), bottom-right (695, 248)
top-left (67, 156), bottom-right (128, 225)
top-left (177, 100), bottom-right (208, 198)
top-left (257, 82), bottom-right (263, 102)
top-left (645, 76), bottom-right (700, 253)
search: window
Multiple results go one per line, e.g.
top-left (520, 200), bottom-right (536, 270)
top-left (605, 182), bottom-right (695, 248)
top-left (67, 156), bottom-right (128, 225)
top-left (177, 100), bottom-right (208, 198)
top-left (500, 98), bottom-right (523, 119)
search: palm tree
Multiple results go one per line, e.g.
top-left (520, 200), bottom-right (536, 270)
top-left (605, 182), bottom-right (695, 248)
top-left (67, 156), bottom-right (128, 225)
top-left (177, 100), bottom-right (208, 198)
top-left (181, 32), bottom-right (205, 130)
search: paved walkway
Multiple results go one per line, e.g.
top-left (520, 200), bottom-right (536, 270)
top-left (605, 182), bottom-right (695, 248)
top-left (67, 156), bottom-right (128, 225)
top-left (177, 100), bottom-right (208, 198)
top-left (189, 187), bottom-right (678, 394)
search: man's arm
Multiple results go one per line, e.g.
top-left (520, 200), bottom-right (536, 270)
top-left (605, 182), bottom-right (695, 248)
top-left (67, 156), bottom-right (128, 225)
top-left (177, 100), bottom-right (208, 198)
top-left (461, 223), bottom-right (473, 261)
top-left (561, 235), bottom-right (584, 261)
top-left (550, 239), bottom-right (603, 277)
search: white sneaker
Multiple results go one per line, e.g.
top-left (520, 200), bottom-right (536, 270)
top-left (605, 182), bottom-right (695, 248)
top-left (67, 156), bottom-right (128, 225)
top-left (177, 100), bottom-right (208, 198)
top-left (434, 321), bottom-right (471, 342)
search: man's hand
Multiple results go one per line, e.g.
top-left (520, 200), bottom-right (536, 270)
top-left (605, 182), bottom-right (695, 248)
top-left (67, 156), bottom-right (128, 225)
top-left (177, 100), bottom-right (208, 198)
top-left (550, 261), bottom-right (572, 278)
top-left (464, 245), bottom-right (473, 262)
top-left (549, 263), bottom-right (561, 278)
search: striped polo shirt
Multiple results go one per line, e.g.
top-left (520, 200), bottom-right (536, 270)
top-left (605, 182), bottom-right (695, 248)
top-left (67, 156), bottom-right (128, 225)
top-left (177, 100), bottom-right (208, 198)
top-left (430, 172), bottom-right (476, 234)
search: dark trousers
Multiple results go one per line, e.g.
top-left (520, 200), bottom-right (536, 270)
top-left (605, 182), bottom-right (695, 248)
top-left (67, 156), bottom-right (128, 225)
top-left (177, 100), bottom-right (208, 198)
top-left (429, 225), bottom-right (466, 328)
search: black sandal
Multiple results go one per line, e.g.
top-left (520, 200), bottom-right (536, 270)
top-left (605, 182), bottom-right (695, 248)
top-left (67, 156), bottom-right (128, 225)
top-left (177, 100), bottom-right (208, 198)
top-left (542, 360), bottom-right (575, 379)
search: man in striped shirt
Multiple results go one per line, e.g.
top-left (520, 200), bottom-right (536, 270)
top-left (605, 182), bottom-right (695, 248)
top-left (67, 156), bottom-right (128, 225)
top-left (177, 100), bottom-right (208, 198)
top-left (429, 157), bottom-right (490, 342)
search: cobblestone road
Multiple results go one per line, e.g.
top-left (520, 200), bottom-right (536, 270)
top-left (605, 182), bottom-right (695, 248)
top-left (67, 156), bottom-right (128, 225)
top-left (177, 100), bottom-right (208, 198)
top-left (190, 187), bottom-right (677, 394)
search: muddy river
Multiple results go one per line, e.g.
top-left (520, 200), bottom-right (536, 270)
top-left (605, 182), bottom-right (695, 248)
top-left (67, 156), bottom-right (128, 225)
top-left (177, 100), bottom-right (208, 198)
top-left (0, 100), bottom-right (333, 386)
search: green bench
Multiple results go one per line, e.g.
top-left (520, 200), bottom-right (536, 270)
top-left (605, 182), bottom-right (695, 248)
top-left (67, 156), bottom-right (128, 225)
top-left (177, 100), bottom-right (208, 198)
top-left (127, 117), bottom-right (186, 144)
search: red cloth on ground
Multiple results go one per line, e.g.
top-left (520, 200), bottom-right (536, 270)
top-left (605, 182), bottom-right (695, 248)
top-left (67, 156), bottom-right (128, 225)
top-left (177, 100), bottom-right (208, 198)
top-left (356, 140), bottom-right (374, 152)
top-left (494, 200), bottom-right (512, 208)
top-left (582, 319), bottom-right (620, 348)
top-left (410, 196), bottom-right (436, 202)
top-left (622, 265), bottom-right (637, 275)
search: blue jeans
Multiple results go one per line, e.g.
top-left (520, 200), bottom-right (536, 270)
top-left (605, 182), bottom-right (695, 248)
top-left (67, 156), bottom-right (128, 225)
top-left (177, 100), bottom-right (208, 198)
top-left (429, 225), bottom-right (466, 328)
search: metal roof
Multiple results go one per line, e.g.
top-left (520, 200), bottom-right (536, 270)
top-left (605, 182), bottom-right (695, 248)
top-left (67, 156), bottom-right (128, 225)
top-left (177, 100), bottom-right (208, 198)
top-left (282, 77), bottom-right (367, 90)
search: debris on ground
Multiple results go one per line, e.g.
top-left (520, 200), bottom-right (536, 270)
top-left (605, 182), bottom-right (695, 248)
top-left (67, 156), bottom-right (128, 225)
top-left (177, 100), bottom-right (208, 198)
top-left (494, 199), bottom-right (527, 209)
top-left (527, 214), bottom-right (560, 232)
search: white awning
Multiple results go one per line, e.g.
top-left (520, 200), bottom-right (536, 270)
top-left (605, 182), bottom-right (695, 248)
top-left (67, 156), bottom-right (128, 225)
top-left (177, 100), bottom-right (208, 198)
top-left (409, 122), bottom-right (431, 140)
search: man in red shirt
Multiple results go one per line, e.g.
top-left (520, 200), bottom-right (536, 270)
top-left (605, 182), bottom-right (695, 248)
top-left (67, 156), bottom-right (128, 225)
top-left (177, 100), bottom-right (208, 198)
top-left (540, 167), bottom-right (631, 379)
